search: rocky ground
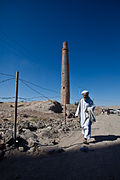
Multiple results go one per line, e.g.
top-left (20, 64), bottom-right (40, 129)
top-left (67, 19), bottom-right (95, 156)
top-left (0, 100), bottom-right (81, 155)
top-left (0, 100), bottom-right (120, 180)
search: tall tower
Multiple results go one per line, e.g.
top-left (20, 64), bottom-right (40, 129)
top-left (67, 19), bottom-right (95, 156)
top-left (61, 41), bottom-right (70, 105)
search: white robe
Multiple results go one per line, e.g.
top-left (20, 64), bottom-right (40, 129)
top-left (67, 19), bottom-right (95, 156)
top-left (75, 97), bottom-right (95, 139)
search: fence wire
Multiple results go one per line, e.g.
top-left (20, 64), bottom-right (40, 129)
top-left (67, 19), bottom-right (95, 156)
top-left (0, 72), bottom-right (78, 103)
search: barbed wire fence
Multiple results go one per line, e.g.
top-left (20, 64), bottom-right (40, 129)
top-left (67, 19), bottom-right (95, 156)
top-left (0, 72), bottom-right (60, 101)
top-left (0, 71), bottom-right (61, 145)
top-left (0, 71), bottom-right (80, 111)
top-left (0, 71), bottom-right (79, 146)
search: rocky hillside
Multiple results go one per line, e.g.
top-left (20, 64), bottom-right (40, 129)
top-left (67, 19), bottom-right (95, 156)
top-left (0, 100), bottom-right (101, 156)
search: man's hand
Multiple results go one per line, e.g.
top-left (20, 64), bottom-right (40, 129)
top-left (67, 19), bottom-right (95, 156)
top-left (85, 109), bottom-right (88, 113)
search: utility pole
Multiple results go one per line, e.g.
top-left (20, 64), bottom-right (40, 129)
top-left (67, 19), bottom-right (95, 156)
top-left (14, 71), bottom-right (19, 146)
top-left (64, 95), bottom-right (66, 124)
top-left (64, 103), bottom-right (66, 124)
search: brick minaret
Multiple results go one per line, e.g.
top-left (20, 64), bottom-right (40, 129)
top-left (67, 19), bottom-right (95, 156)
top-left (61, 41), bottom-right (70, 105)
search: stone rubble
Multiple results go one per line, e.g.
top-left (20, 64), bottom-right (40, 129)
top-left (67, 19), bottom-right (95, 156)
top-left (0, 116), bottom-right (81, 155)
top-left (0, 100), bottom-right (100, 157)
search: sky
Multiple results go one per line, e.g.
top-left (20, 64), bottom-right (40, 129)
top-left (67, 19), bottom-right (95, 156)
top-left (0, 0), bottom-right (120, 106)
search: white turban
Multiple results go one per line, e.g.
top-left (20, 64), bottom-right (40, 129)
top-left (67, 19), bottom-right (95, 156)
top-left (81, 90), bottom-right (89, 95)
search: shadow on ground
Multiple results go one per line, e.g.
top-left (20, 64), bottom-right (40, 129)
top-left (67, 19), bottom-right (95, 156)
top-left (91, 135), bottom-right (120, 143)
top-left (1, 142), bottom-right (120, 180)
top-left (61, 135), bottom-right (120, 149)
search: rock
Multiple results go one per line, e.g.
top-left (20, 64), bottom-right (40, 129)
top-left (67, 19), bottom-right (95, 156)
top-left (20, 121), bottom-right (30, 129)
top-left (18, 126), bottom-right (23, 134)
top-left (37, 122), bottom-right (45, 129)
top-left (42, 129), bottom-right (59, 139)
top-left (62, 126), bottom-right (70, 132)
top-left (4, 130), bottom-right (13, 142)
top-left (28, 125), bottom-right (37, 131)
top-left (6, 138), bottom-right (14, 147)
top-left (18, 146), bottom-right (24, 152)
top-left (3, 118), bottom-right (9, 122)
top-left (36, 146), bottom-right (43, 153)
top-left (23, 114), bottom-right (29, 118)
top-left (20, 121), bottom-right (38, 131)
top-left (52, 139), bottom-right (59, 145)
top-left (67, 112), bottom-right (75, 118)
top-left (48, 100), bottom-right (62, 113)
top-left (6, 129), bottom-right (13, 136)
top-left (46, 126), bottom-right (52, 130)
top-left (28, 147), bottom-right (35, 153)
top-left (23, 129), bottom-right (37, 140)
top-left (27, 137), bottom-right (35, 147)
top-left (19, 100), bottom-right (63, 113)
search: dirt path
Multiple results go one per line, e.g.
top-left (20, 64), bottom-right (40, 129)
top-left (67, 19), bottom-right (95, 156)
top-left (59, 114), bottom-right (120, 150)
top-left (1, 114), bottom-right (120, 180)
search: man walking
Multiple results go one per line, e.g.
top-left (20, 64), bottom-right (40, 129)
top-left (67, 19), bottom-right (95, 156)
top-left (75, 90), bottom-right (95, 144)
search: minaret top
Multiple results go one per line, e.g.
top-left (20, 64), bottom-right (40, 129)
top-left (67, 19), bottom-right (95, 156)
top-left (63, 41), bottom-right (68, 49)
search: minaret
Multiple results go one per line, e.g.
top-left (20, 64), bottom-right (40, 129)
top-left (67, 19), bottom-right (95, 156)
top-left (61, 41), bottom-right (70, 105)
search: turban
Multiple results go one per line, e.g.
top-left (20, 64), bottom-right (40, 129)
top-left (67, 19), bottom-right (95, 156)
top-left (81, 90), bottom-right (89, 95)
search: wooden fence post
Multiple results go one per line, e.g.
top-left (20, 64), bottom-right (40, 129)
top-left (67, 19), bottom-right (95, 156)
top-left (14, 71), bottom-right (19, 146)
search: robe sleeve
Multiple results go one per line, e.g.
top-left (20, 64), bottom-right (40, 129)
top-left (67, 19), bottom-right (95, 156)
top-left (90, 100), bottom-right (95, 111)
top-left (75, 101), bottom-right (81, 117)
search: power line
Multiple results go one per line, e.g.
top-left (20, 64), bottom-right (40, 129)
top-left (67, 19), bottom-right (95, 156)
top-left (0, 72), bottom-right (15, 78)
top-left (18, 95), bottom-right (60, 100)
top-left (0, 96), bottom-right (15, 100)
top-left (0, 78), bottom-right (15, 84)
top-left (18, 96), bottom-right (43, 100)
top-left (20, 80), bottom-right (51, 100)
top-left (0, 72), bottom-right (59, 95)
top-left (19, 78), bottom-right (59, 94)
top-left (18, 96), bottom-right (46, 101)
top-left (20, 79), bottom-right (60, 100)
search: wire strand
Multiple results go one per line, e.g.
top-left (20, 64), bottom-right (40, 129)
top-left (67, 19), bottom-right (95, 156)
top-left (19, 78), bottom-right (59, 94)
top-left (0, 97), bottom-right (15, 100)
top-left (0, 72), bottom-right (15, 78)
top-left (0, 77), bottom-right (15, 84)
top-left (20, 80), bottom-right (60, 100)
top-left (20, 80), bottom-right (51, 100)
top-left (18, 95), bottom-right (60, 100)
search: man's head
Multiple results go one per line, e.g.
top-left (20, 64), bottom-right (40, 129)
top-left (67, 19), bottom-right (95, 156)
top-left (81, 90), bottom-right (89, 100)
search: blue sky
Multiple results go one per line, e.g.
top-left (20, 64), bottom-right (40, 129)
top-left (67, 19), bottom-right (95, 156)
top-left (0, 0), bottom-right (120, 106)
